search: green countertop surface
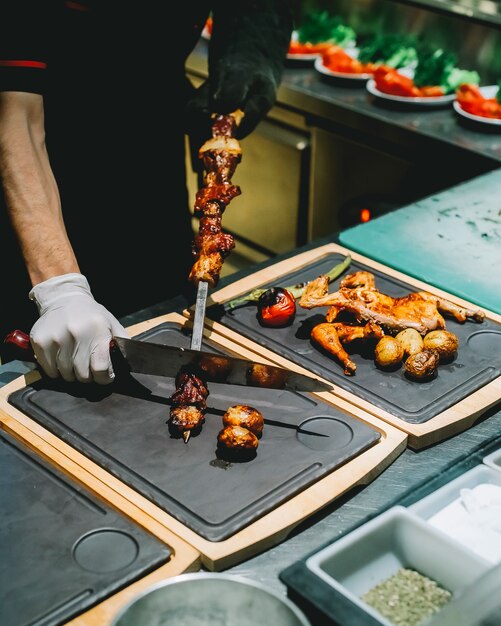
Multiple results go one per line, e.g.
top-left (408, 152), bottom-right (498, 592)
top-left (339, 169), bottom-right (501, 314)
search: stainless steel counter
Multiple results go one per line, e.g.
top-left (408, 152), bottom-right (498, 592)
top-left (187, 39), bottom-right (501, 166)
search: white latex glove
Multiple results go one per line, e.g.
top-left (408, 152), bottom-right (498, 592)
top-left (29, 273), bottom-right (129, 384)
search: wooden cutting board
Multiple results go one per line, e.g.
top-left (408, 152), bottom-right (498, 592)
top-left (0, 414), bottom-right (200, 626)
top-left (0, 312), bottom-right (406, 572)
top-left (193, 243), bottom-right (501, 449)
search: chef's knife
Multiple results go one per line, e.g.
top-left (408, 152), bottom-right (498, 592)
top-left (113, 335), bottom-right (333, 393)
top-left (3, 330), bottom-right (333, 393)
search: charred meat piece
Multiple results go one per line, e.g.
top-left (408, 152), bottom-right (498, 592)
top-left (170, 371), bottom-right (209, 409)
top-left (222, 405), bottom-right (264, 437)
top-left (169, 370), bottom-right (209, 440)
top-left (170, 405), bottom-right (205, 431)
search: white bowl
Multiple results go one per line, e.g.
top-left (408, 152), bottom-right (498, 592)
top-left (111, 572), bottom-right (311, 626)
top-left (483, 447), bottom-right (501, 472)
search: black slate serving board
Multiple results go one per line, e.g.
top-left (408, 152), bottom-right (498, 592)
top-left (8, 322), bottom-right (380, 542)
top-left (207, 252), bottom-right (501, 424)
top-left (0, 430), bottom-right (171, 626)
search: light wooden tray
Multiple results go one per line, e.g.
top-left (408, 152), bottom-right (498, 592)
top-left (187, 243), bottom-right (501, 450)
top-left (0, 411), bottom-right (200, 626)
top-left (0, 312), bottom-right (406, 573)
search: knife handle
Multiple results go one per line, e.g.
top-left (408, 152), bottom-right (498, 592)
top-left (4, 329), bottom-right (116, 362)
top-left (4, 329), bottom-right (35, 361)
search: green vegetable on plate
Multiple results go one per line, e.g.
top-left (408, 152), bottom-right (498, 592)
top-left (297, 11), bottom-right (356, 47)
top-left (413, 46), bottom-right (480, 93)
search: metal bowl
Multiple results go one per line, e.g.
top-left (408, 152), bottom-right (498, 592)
top-left (111, 572), bottom-right (311, 626)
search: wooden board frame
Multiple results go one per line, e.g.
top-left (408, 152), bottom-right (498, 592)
top-left (185, 243), bottom-right (501, 449)
top-left (0, 312), bottom-right (406, 573)
top-left (0, 408), bottom-right (200, 626)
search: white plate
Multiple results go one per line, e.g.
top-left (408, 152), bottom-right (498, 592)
top-left (366, 78), bottom-right (456, 106)
top-left (287, 51), bottom-right (321, 61)
top-left (314, 55), bottom-right (372, 81)
top-left (287, 30), bottom-right (356, 62)
top-left (453, 85), bottom-right (501, 126)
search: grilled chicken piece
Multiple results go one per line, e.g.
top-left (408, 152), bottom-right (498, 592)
top-left (331, 321), bottom-right (384, 343)
top-left (339, 271), bottom-right (376, 290)
top-left (311, 323), bottom-right (356, 375)
top-left (415, 292), bottom-right (485, 324)
top-left (222, 405), bottom-right (264, 437)
top-left (300, 271), bottom-right (484, 335)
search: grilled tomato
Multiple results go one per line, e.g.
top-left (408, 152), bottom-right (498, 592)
top-left (257, 287), bottom-right (296, 327)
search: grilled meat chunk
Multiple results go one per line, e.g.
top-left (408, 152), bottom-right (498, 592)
top-left (169, 405), bottom-right (205, 431)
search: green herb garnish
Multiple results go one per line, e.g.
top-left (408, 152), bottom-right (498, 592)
top-left (362, 568), bottom-right (452, 626)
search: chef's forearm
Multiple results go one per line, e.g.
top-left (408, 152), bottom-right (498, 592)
top-left (0, 91), bottom-right (79, 285)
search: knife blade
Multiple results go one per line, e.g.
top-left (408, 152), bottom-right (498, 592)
top-left (191, 280), bottom-right (208, 352)
top-left (112, 335), bottom-right (333, 393)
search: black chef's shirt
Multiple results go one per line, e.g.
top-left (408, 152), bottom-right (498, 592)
top-left (0, 1), bottom-right (211, 338)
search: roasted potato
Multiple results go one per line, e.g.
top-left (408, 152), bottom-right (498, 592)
top-left (395, 328), bottom-right (424, 358)
top-left (217, 425), bottom-right (259, 450)
top-left (374, 336), bottom-right (404, 368)
top-left (404, 349), bottom-right (440, 379)
top-left (423, 330), bottom-right (459, 361)
top-left (222, 405), bottom-right (264, 437)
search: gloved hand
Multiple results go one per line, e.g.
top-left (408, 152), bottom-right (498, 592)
top-left (29, 273), bottom-right (128, 384)
top-left (185, 0), bottom-right (293, 154)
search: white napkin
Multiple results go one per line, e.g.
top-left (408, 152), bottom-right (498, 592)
top-left (428, 483), bottom-right (501, 563)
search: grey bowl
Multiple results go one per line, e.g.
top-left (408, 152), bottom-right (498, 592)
top-left (110, 572), bottom-right (311, 626)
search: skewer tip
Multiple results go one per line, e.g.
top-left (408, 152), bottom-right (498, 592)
top-left (183, 430), bottom-right (191, 444)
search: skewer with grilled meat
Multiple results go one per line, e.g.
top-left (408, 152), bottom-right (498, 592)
top-left (300, 270), bottom-right (485, 335)
top-left (169, 370), bottom-right (209, 442)
top-left (189, 110), bottom-right (244, 287)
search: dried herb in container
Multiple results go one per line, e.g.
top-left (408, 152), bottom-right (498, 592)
top-left (361, 567), bottom-right (452, 626)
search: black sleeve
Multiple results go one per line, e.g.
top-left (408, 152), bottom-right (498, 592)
top-left (185, 0), bottom-right (293, 144)
top-left (209, 0), bottom-right (293, 137)
top-left (0, 1), bottom-right (52, 94)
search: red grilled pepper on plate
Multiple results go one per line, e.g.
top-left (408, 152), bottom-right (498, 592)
top-left (257, 287), bottom-right (296, 327)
